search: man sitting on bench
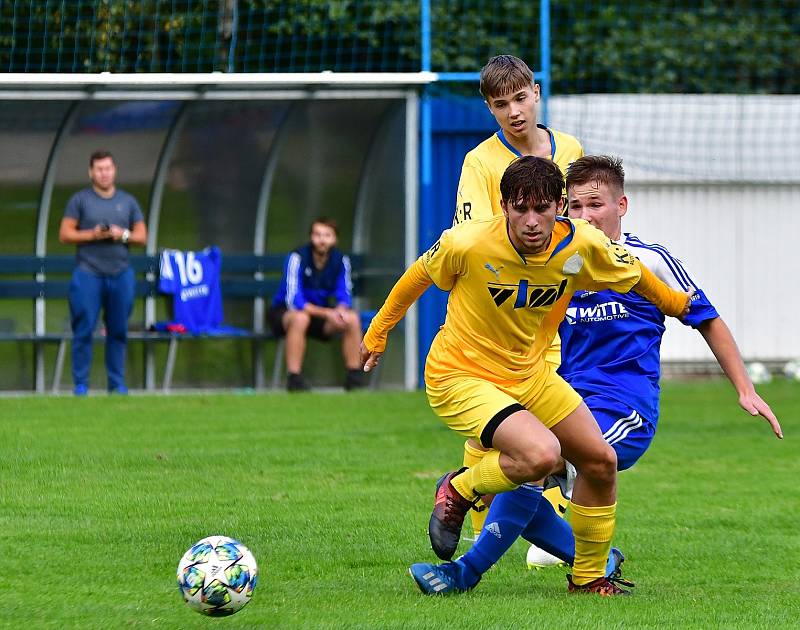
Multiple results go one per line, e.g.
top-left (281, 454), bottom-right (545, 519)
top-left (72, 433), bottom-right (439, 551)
top-left (268, 218), bottom-right (364, 392)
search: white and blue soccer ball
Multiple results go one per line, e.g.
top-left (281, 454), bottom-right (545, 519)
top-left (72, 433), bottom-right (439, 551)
top-left (783, 359), bottom-right (800, 382)
top-left (745, 361), bottom-right (772, 385)
top-left (177, 535), bottom-right (258, 617)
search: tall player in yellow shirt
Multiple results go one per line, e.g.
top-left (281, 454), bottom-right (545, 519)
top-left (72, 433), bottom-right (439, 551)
top-left (455, 55), bottom-right (583, 537)
top-left (453, 54), bottom-right (583, 226)
top-left (361, 157), bottom-right (690, 596)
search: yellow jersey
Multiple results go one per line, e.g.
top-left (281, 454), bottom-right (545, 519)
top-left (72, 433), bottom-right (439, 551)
top-left (422, 215), bottom-right (641, 384)
top-left (453, 126), bottom-right (584, 225)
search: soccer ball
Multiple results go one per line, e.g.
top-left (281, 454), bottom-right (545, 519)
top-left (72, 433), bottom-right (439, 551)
top-left (784, 359), bottom-right (800, 381)
top-left (745, 361), bottom-right (772, 385)
top-left (176, 535), bottom-right (258, 617)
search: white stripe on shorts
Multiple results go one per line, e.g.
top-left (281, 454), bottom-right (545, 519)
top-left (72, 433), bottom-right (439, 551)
top-left (603, 410), bottom-right (643, 446)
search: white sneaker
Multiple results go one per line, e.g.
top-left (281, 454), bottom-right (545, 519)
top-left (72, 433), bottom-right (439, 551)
top-left (526, 544), bottom-right (567, 569)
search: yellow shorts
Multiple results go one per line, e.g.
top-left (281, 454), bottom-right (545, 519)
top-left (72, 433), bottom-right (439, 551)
top-left (425, 362), bottom-right (582, 448)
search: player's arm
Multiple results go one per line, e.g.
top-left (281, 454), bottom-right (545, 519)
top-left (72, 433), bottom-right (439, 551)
top-left (59, 193), bottom-right (111, 244)
top-left (361, 258), bottom-right (433, 371)
top-left (697, 317), bottom-right (782, 439)
top-left (109, 219), bottom-right (147, 246)
top-left (632, 262), bottom-right (692, 317)
top-left (453, 157), bottom-right (494, 225)
top-left (59, 216), bottom-right (113, 244)
top-left (334, 255), bottom-right (354, 310)
top-left (282, 252), bottom-right (311, 314)
top-left (109, 197), bottom-right (147, 246)
top-left (300, 303), bottom-right (331, 319)
top-left (130, 220), bottom-right (147, 246)
top-left (630, 238), bottom-right (779, 438)
top-left (578, 233), bottom-right (690, 317)
top-left (362, 229), bottom-right (460, 371)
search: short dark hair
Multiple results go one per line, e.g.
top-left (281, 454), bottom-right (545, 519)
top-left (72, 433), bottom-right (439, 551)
top-left (566, 156), bottom-right (625, 195)
top-left (310, 217), bottom-right (339, 237)
top-left (500, 156), bottom-right (564, 208)
top-left (89, 150), bottom-right (115, 167)
top-left (479, 55), bottom-right (534, 100)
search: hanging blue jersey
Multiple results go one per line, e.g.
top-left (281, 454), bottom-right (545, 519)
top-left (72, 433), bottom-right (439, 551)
top-left (558, 232), bottom-right (719, 424)
top-left (159, 246), bottom-right (224, 334)
top-left (271, 244), bottom-right (352, 310)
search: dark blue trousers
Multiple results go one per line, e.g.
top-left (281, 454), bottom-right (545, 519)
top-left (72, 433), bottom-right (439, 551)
top-left (68, 267), bottom-right (135, 391)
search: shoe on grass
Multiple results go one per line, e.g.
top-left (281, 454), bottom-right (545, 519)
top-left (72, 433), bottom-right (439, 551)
top-left (429, 468), bottom-right (476, 560)
top-left (567, 573), bottom-right (631, 596)
top-left (409, 561), bottom-right (478, 595)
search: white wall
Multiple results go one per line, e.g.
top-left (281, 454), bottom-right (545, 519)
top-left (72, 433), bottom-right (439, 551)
top-left (624, 183), bottom-right (800, 361)
top-left (550, 95), bottom-right (800, 362)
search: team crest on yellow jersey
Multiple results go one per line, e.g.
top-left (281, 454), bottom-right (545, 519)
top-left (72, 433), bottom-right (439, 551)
top-left (608, 243), bottom-right (635, 267)
top-left (562, 252), bottom-right (583, 275)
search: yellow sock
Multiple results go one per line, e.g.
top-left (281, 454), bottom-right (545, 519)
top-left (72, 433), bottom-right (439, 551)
top-left (451, 449), bottom-right (518, 502)
top-left (568, 502), bottom-right (616, 585)
top-left (462, 441), bottom-right (489, 537)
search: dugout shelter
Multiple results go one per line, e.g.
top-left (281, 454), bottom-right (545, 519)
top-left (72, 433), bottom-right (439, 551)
top-left (0, 73), bottom-right (431, 391)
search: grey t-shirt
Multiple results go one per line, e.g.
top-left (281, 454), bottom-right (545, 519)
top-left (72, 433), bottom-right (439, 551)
top-left (63, 187), bottom-right (144, 275)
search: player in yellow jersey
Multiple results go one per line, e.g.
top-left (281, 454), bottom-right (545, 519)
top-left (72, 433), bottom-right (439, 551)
top-left (453, 54), bottom-right (583, 226)
top-left (454, 55), bottom-right (583, 537)
top-left (361, 157), bottom-right (691, 596)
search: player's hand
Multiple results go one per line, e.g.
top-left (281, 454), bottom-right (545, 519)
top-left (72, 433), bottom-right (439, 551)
top-left (739, 391), bottom-right (783, 439)
top-left (324, 308), bottom-right (347, 331)
top-left (334, 305), bottom-right (351, 324)
top-left (678, 289), bottom-right (695, 319)
top-left (93, 224), bottom-right (112, 240)
top-left (360, 341), bottom-right (382, 373)
top-left (108, 224), bottom-right (126, 240)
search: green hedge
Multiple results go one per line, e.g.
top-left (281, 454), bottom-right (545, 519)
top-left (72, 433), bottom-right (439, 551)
top-left (1, 1), bottom-right (797, 93)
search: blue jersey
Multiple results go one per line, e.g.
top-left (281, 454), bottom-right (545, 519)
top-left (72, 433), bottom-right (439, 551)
top-left (558, 232), bottom-right (719, 424)
top-left (159, 247), bottom-right (224, 334)
top-left (272, 245), bottom-right (352, 310)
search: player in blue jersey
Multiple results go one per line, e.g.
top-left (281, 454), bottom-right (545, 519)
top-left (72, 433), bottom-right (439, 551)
top-left (525, 154), bottom-right (784, 568)
top-left (269, 218), bottom-right (363, 392)
top-left (410, 155), bottom-right (782, 595)
top-left (562, 155), bottom-right (782, 458)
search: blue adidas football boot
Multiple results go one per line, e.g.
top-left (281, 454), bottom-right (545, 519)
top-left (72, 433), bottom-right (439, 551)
top-left (408, 561), bottom-right (479, 595)
top-left (606, 547), bottom-right (635, 587)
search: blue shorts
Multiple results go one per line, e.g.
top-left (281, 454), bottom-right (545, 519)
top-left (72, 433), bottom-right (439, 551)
top-left (582, 393), bottom-right (656, 471)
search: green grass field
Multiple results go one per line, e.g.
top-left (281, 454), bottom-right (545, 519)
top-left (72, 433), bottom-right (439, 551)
top-left (2, 381), bottom-right (798, 629)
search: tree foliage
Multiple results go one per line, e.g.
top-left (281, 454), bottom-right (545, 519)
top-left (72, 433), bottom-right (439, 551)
top-left (1, 1), bottom-right (797, 93)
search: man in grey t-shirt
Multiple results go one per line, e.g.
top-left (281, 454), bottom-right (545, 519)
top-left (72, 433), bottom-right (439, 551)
top-left (58, 150), bottom-right (147, 395)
